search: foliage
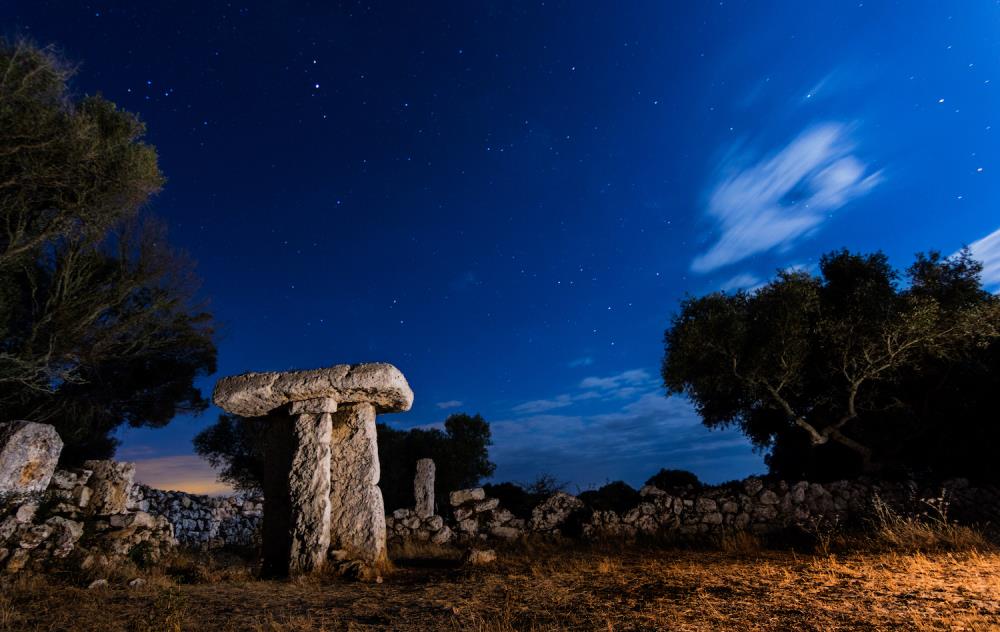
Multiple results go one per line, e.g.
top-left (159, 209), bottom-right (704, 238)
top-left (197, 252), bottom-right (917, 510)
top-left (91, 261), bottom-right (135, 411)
top-left (482, 482), bottom-right (537, 519)
top-left (377, 413), bottom-right (495, 512)
top-left (192, 414), bottom-right (270, 493)
top-left (522, 472), bottom-right (568, 497)
top-left (578, 481), bottom-right (641, 513)
top-left (644, 468), bottom-right (702, 491)
top-left (662, 249), bottom-right (1000, 481)
top-left (0, 39), bottom-right (216, 463)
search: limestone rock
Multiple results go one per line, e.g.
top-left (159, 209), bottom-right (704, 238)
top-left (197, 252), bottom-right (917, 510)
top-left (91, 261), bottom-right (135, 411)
top-left (0, 421), bottom-right (63, 493)
top-left (530, 492), bottom-right (584, 532)
top-left (288, 412), bottom-right (332, 574)
top-left (464, 548), bottom-right (496, 565)
top-left (328, 403), bottom-right (387, 569)
top-left (414, 458), bottom-right (435, 518)
top-left (213, 363), bottom-right (413, 417)
top-left (449, 488), bottom-right (485, 506)
top-left (83, 461), bottom-right (135, 515)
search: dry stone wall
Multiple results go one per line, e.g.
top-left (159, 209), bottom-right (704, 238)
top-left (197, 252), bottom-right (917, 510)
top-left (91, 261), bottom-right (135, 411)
top-left (383, 477), bottom-right (999, 545)
top-left (128, 485), bottom-right (262, 549)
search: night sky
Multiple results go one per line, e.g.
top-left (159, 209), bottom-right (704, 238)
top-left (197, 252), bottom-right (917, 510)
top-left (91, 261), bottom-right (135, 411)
top-left (7, 2), bottom-right (1000, 494)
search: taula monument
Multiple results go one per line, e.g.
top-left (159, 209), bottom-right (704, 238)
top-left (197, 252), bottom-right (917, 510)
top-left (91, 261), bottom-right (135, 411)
top-left (212, 362), bottom-right (413, 579)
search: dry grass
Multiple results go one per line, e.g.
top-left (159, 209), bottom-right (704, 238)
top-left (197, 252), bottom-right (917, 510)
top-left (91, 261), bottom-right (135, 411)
top-left (0, 539), bottom-right (997, 631)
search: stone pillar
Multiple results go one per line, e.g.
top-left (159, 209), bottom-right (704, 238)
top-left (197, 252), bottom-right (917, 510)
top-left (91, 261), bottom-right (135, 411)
top-left (414, 458), bottom-right (435, 519)
top-left (328, 403), bottom-right (387, 570)
top-left (287, 398), bottom-right (335, 574)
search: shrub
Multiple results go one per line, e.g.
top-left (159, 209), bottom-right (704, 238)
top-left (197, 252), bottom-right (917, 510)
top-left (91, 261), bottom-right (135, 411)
top-left (645, 469), bottom-right (702, 492)
top-left (578, 481), bottom-right (641, 513)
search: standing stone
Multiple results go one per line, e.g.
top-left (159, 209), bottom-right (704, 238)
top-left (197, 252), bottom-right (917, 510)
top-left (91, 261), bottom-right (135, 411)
top-left (288, 403), bottom-right (333, 573)
top-left (328, 403), bottom-right (387, 570)
top-left (0, 421), bottom-right (63, 494)
top-left (414, 458), bottom-right (435, 519)
top-left (82, 460), bottom-right (135, 515)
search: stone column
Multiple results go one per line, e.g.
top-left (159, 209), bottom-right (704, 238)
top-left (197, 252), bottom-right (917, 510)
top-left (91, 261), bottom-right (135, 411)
top-left (414, 458), bottom-right (435, 519)
top-left (328, 403), bottom-right (387, 570)
top-left (287, 398), bottom-right (335, 574)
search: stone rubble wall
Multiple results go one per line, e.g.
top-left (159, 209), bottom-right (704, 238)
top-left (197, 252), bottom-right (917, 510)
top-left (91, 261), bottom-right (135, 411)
top-left (128, 484), bottom-right (262, 549)
top-left (0, 463), bottom-right (174, 575)
top-left (383, 477), bottom-right (1000, 545)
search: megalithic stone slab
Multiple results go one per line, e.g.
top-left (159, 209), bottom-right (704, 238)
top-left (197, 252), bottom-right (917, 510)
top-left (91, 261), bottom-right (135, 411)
top-left (213, 363), bottom-right (413, 417)
top-left (414, 458), bottom-right (435, 519)
top-left (288, 410), bottom-right (333, 573)
top-left (328, 403), bottom-right (387, 569)
top-left (0, 421), bottom-right (63, 494)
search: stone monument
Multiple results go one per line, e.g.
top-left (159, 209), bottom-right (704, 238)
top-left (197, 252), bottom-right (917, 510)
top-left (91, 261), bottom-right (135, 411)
top-left (212, 362), bottom-right (413, 577)
top-left (414, 458), bottom-right (435, 519)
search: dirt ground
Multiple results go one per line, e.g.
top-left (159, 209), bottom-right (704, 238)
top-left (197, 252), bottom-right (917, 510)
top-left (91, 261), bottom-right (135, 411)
top-left (1, 543), bottom-right (998, 631)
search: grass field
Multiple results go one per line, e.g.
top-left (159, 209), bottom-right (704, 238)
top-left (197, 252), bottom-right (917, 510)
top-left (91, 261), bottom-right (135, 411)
top-left (1, 539), bottom-right (997, 631)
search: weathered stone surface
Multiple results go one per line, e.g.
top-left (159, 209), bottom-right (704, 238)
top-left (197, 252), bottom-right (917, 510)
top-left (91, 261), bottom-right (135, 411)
top-left (83, 460), bottom-right (135, 515)
top-left (289, 398), bottom-right (338, 415)
top-left (530, 492), bottom-right (585, 532)
top-left (288, 412), bottom-right (332, 574)
top-left (464, 548), bottom-right (496, 565)
top-left (0, 421), bottom-right (63, 494)
top-left (328, 403), bottom-right (387, 569)
top-left (213, 363), bottom-right (413, 417)
top-left (414, 458), bottom-right (435, 518)
top-left (449, 488), bottom-right (485, 506)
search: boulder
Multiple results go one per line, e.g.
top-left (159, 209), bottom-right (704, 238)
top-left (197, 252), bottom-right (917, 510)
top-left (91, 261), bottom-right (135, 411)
top-left (464, 548), bottom-right (496, 565)
top-left (0, 421), bottom-right (63, 494)
top-left (449, 488), bottom-right (485, 506)
top-left (530, 492), bottom-right (584, 532)
top-left (83, 460), bottom-right (135, 515)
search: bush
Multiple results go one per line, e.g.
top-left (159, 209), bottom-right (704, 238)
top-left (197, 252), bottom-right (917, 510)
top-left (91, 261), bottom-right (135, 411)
top-left (483, 482), bottom-right (537, 519)
top-left (578, 481), bottom-right (641, 513)
top-left (645, 469), bottom-right (702, 492)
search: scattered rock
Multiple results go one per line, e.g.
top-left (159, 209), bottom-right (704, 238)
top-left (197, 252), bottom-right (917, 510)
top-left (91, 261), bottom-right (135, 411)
top-left (464, 548), bottom-right (496, 565)
top-left (0, 421), bottom-right (63, 494)
top-left (87, 579), bottom-right (109, 589)
top-left (449, 488), bottom-right (485, 506)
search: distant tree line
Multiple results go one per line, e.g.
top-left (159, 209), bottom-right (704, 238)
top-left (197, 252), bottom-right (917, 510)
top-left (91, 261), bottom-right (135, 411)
top-left (663, 250), bottom-right (1000, 483)
top-left (0, 39), bottom-right (216, 464)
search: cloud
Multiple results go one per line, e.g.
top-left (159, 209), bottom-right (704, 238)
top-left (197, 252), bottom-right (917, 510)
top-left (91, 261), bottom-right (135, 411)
top-left (132, 455), bottom-right (232, 496)
top-left (491, 393), bottom-right (760, 488)
top-left (692, 122), bottom-right (882, 273)
top-left (966, 226), bottom-right (1000, 291)
top-left (568, 356), bottom-right (595, 368)
top-left (719, 273), bottom-right (762, 291)
top-left (435, 400), bottom-right (463, 409)
top-left (578, 369), bottom-right (652, 390)
top-left (513, 394), bottom-right (575, 414)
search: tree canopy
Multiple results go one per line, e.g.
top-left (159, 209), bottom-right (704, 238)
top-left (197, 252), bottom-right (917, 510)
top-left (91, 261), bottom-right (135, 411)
top-left (662, 249), bottom-right (1000, 482)
top-left (0, 40), bottom-right (216, 463)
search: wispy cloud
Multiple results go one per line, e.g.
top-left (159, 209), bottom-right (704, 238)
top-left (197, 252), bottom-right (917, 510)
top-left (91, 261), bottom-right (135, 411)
top-left (963, 227), bottom-right (1000, 292)
top-left (692, 122), bottom-right (882, 273)
top-left (513, 369), bottom-right (656, 414)
top-left (132, 455), bottom-right (232, 496)
top-left (568, 356), bottom-right (595, 368)
top-left (719, 272), bottom-right (762, 292)
top-left (435, 400), bottom-right (463, 409)
top-left (492, 392), bottom-right (760, 488)
top-left (578, 369), bottom-right (652, 390)
top-left (513, 394), bottom-right (575, 414)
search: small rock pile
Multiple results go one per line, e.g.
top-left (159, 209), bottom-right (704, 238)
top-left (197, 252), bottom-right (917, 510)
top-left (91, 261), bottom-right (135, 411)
top-left (129, 485), bottom-right (262, 549)
top-left (450, 487), bottom-right (525, 542)
top-left (385, 508), bottom-right (453, 544)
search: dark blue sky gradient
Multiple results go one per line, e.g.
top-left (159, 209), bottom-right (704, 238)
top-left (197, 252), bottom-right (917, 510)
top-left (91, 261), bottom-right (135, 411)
top-left (7, 2), bottom-right (1000, 493)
